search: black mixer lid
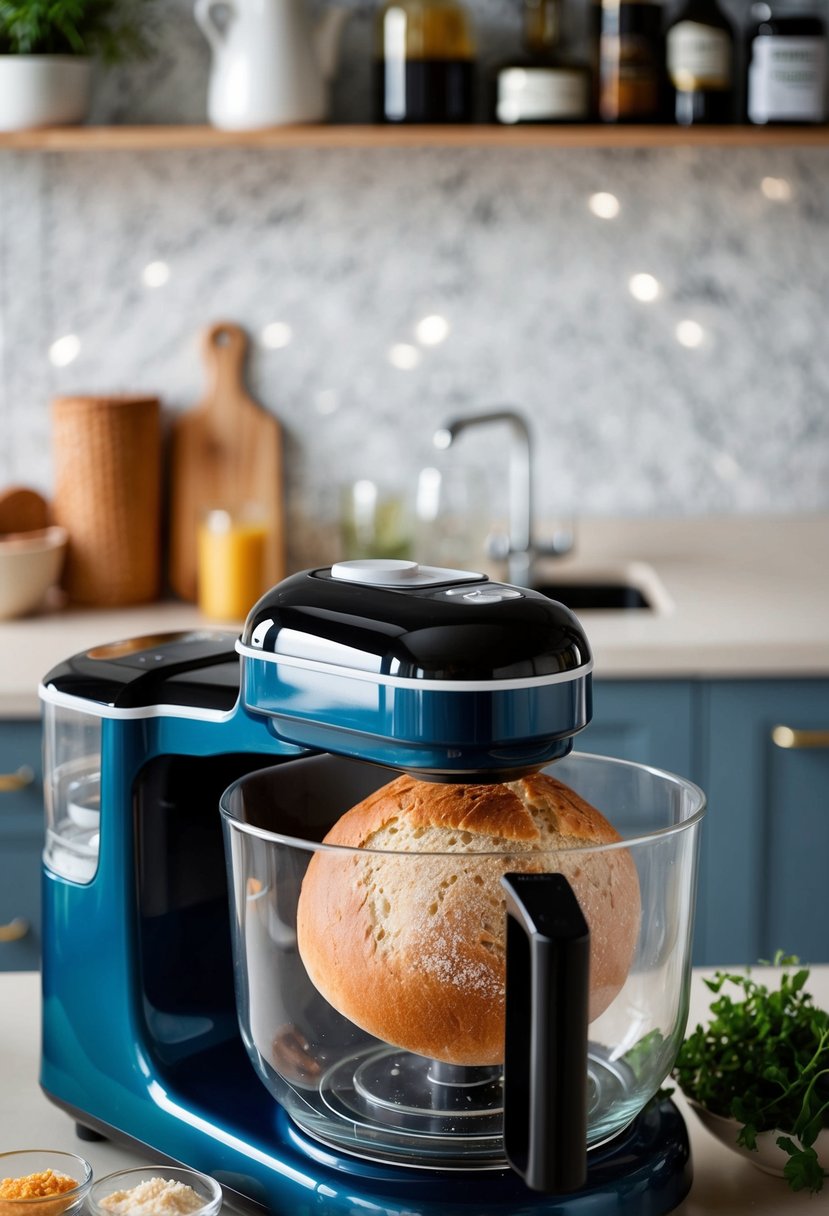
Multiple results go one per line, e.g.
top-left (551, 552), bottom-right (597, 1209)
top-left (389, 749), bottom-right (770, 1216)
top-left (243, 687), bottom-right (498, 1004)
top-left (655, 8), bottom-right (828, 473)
top-left (239, 561), bottom-right (592, 683)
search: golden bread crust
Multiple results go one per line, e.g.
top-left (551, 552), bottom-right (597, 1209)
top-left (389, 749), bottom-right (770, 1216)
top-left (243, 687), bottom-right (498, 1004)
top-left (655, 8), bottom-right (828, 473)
top-left (322, 774), bottom-right (541, 846)
top-left (296, 771), bottom-right (640, 1066)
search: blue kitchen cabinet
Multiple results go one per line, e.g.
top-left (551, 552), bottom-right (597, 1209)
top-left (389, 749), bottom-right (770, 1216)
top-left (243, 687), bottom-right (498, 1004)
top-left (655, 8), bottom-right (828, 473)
top-left (699, 679), bottom-right (829, 968)
top-left (0, 721), bottom-right (44, 971)
top-left (583, 681), bottom-right (711, 963)
top-left (2, 680), bottom-right (827, 971)
top-left (586, 680), bottom-right (829, 967)
top-left (579, 680), bottom-right (696, 776)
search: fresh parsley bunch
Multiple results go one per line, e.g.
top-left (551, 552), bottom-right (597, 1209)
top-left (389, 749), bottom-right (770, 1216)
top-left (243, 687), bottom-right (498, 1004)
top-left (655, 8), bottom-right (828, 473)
top-left (0, 0), bottom-right (154, 61)
top-left (673, 954), bottom-right (829, 1194)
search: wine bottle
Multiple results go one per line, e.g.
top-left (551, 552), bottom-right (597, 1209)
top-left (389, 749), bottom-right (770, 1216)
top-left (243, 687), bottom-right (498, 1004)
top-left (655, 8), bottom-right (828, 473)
top-left (746, 2), bottom-right (827, 124)
top-left (493, 0), bottom-right (591, 123)
top-left (666, 0), bottom-right (736, 124)
top-left (599, 0), bottom-right (668, 122)
top-left (375, 0), bottom-right (476, 123)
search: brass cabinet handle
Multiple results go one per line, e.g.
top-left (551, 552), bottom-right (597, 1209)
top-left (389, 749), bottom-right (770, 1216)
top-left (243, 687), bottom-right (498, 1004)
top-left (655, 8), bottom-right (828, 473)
top-left (0, 917), bottom-right (30, 943)
top-left (772, 725), bottom-right (829, 750)
top-left (0, 766), bottom-right (34, 793)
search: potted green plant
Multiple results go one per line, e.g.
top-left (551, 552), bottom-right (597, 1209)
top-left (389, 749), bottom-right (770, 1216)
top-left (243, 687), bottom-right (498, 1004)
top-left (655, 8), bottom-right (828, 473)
top-left (0, 0), bottom-right (153, 131)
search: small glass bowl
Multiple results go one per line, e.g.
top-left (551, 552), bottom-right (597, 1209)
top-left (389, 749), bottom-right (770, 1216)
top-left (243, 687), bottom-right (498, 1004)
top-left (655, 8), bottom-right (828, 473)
top-left (87, 1167), bottom-right (222, 1216)
top-left (0, 1150), bottom-right (93, 1216)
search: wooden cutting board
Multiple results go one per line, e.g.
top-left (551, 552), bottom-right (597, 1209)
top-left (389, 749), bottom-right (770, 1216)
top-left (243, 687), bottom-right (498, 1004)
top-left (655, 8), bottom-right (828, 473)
top-left (168, 322), bottom-right (286, 602)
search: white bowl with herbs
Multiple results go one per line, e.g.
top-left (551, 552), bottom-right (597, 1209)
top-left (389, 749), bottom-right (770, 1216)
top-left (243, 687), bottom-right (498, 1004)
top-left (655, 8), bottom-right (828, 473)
top-left (673, 955), bottom-right (829, 1195)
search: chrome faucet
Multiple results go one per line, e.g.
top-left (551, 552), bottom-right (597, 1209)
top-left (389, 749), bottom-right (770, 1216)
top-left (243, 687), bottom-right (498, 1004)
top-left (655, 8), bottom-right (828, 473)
top-left (433, 408), bottom-right (573, 588)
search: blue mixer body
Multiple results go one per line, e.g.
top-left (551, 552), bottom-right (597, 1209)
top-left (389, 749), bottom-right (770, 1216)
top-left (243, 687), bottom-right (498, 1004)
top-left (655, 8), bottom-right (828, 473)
top-left (38, 564), bottom-right (690, 1215)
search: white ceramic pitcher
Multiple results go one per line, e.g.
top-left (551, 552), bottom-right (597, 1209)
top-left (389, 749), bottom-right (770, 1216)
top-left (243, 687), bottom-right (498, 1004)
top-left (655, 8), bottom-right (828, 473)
top-left (194, 0), bottom-right (347, 128)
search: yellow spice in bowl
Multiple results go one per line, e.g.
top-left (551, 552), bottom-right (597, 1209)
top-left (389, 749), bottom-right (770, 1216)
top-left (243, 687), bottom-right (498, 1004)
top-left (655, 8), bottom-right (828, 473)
top-left (0, 1171), bottom-right (79, 1216)
top-left (0, 1172), bottom-right (78, 1200)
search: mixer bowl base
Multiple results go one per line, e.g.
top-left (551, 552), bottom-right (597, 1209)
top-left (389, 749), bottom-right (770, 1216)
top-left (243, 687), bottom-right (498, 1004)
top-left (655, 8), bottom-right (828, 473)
top-left (284, 1041), bottom-right (649, 1171)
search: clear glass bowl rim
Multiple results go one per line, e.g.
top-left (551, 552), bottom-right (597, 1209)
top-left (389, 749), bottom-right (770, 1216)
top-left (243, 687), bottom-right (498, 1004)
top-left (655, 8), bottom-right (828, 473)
top-left (220, 750), bottom-right (707, 857)
top-left (86, 1166), bottom-right (222, 1216)
top-left (0, 1150), bottom-right (93, 1204)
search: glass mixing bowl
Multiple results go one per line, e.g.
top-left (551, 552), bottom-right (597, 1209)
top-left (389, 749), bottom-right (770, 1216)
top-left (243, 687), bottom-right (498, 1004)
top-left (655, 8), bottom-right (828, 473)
top-left (220, 752), bottom-right (705, 1171)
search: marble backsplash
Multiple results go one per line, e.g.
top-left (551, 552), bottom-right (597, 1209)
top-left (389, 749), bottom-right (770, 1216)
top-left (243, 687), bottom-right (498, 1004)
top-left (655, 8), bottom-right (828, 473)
top-left (1, 0), bottom-right (829, 572)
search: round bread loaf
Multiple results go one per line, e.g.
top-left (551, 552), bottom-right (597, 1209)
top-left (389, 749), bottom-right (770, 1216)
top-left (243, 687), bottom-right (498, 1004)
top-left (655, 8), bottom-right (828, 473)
top-left (296, 772), bottom-right (640, 1067)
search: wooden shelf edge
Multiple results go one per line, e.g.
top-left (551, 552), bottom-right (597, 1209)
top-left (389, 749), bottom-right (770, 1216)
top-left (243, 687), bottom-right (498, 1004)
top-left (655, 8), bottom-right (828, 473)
top-left (2, 123), bottom-right (829, 151)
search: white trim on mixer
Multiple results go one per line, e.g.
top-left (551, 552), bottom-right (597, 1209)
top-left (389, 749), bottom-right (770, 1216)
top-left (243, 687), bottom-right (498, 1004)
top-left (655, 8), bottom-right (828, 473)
top-left (235, 640), bottom-right (593, 691)
top-left (38, 683), bottom-right (239, 722)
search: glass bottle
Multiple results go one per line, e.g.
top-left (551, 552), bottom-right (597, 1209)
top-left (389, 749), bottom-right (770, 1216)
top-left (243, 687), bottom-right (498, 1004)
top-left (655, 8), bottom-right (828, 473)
top-left (493, 0), bottom-right (592, 123)
top-left (746, 1), bottom-right (827, 124)
top-left (374, 0), bottom-right (476, 123)
top-left (666, 0), bottom-right (736, 124)
top-left (599, 0), bottom-right (668, 122)
top-left (589, 0), bottom-right (603, 116)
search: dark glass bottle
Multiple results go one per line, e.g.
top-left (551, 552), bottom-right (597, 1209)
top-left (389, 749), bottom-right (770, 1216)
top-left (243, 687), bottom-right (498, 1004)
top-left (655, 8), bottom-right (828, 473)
top-left (589, 0), bottom-right (603, 116)
top-left (746, 3), bottom-right (827, 124)
top-left (666, 0), bottom-right (736, 124)
top-left (374, 0), bottom-right (476, 123)
top-left (493, 0), bottom-right (592, 123)
top-left (599, 0), bottom-right (668, 122)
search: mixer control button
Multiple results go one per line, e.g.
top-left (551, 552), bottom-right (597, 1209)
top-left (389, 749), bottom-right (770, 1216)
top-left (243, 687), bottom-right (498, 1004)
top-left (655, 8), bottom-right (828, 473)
top-left (461, 587), bottom-right (523, 604)
top-left (330, 560), bottom-right (483, 588)
top-left (331, 560), bottom-right (419, 585)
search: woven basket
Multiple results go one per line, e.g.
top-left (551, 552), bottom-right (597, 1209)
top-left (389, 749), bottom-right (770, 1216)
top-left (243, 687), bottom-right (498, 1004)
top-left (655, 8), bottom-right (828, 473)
top-left (52, 395), bottom-right (162, 606)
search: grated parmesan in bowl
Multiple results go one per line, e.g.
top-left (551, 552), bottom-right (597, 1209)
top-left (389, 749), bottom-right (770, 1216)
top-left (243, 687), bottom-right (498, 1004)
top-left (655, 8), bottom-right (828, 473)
top-left (99, 1179), bottom-right (204, 1216)
top-left (87, 1169), bottom-right (221, 1216)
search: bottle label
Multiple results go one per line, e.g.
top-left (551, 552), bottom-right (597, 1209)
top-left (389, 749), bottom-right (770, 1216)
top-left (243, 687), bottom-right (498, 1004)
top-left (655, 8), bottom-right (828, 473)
top-left (748, 35), bottom-right (827, 122)
top-left (667, 21), bottom-right (731, 91)
top-left (497, 67), bottom-right (589, 121)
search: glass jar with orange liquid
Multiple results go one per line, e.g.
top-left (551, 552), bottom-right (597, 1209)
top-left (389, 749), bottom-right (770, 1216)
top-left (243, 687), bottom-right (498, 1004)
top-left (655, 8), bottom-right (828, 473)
top-left (197, 507), bottom-right (270, 622)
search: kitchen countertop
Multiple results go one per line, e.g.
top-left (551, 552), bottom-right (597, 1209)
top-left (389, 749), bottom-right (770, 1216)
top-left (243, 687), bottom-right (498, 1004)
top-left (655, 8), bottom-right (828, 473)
top-left (1, 966), bottom-right (826, 1214)
top-left (1, 513), bottom-right (828, 717)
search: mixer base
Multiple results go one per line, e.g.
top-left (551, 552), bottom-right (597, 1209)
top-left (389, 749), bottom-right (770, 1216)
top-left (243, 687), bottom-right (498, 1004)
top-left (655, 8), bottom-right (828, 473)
top-left (281, 1094), bottom-right (692, 1214)
top-left (46, 1035), bottom-right (691, 1216)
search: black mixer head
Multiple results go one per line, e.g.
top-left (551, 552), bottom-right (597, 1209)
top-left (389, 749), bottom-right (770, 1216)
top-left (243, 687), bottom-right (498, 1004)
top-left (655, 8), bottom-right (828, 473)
top-left (237, 561), bottom-right (593, 783)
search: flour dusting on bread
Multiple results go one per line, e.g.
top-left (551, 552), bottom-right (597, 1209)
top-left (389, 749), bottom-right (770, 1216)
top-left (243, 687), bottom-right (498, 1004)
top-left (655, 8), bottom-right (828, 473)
top-left (297, 772), bottom-right (641, 1066)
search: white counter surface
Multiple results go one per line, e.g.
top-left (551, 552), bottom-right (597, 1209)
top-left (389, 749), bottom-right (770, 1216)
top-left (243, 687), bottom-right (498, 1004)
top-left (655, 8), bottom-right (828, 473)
top-left (1, 967), bottom-right (826, 1214)
top-left (1, 514), bottom-right (828, 717)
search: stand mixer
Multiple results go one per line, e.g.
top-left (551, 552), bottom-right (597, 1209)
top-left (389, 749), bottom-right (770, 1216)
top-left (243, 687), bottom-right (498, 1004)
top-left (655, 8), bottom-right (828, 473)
top-left (39, 558), bottom-right (706, 1215)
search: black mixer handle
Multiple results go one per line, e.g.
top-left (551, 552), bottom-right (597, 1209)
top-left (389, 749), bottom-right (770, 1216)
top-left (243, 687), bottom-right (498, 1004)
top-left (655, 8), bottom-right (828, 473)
top-left (500, 871), bottom-right (590, 1194)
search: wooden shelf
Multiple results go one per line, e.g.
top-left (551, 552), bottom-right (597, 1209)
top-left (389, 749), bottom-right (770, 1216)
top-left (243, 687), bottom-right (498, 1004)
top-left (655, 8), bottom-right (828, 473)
top-left (1, 123), bottom-right (829, 151)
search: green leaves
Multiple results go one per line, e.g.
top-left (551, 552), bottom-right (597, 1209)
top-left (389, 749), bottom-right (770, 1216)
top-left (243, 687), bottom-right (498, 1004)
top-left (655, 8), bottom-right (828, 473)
top-left (623, 1027), bottom-right (667, 1082)
top-left (673, 955), bottom-right (829, 1194)
top-left (0, 0), bottom-right (154, 61)
top-left (779, 1139), bottom-right (825, 1194)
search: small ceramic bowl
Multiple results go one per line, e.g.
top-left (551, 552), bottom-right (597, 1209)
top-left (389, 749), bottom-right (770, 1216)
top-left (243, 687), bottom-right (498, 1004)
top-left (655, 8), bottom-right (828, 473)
top-left (688, 1101), bottom-right (829, 1177)
top-left (0, 526), bottom-right (67, 619)
top-left (87, 1167), bottom-right (222, 1216)
top-left (0, 1149), bottom-right (93, 1216)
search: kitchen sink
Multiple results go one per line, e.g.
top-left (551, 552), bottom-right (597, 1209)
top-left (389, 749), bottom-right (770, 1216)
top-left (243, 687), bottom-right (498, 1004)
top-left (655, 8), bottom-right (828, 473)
top-left (533, 581), bottom-right (652, 611)
top-left (528, 561), bottom-right (672, 615)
